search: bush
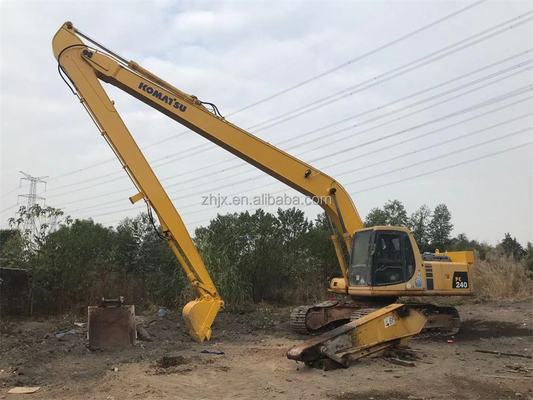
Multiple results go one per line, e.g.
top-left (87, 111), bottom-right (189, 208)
top-left (3, 204), bottom-right (531, 316)
top-left (0, 214), bottom-right (190, 315)
top-left (194, 209), bottom-right (339, 309)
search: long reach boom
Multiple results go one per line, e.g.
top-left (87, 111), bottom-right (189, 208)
top-left (53, 22), bottom-right (363, 342)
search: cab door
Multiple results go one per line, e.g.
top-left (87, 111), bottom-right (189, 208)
top-left (372, 231), bottom-right (416, 286)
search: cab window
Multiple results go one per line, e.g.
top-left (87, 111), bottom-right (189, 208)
top-left (373, 232), bottom-right (416, 286)
top-left (404, 234), bottom-right (416, 280)
top-left (349, 230), bottom-right (372, 286)
top-left (374, 233), bottom-right (404, 285)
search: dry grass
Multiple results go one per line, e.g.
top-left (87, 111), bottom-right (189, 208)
top-left (473, 256), bottom-right (532, 301)
top-left (401, 256), bottom-right (532, 306)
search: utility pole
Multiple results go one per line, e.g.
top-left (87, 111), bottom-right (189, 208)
top-left (17, 171), bottom-right (48, 232)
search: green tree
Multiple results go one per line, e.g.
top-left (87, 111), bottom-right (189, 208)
top-left (115, 212), bottom-right (189, 307)
top-left (307, 213), bottom-right (341, 279)
top-left (364, 207), bottom-right (388, 227)
top-left (408, 205), bottom-right (431, 251)
top-left (428, 204), bottom-right (453, 251)
top-left (194, 208), bottom-right (334, 307)
top-left (194, 210), bottom-right (278, 306)
top-left (383, 199), bottom-right (408, 227)
top-left (275, 208), bottom-right (312, 274)
top-left (33, 219), bottom-right (116, 312)
top-left (0, 228), bottom-right (18, 249)
top-left (364, 200), bottom-right (408, 227)
top-left (8, 205), bottom-right (72, 250)
top-left (499, 233), bottom-right (526, 261)
top-left (451, 233), bottom-right (470, 250)
top-left (449, 233), bottom-right (489, 259)
top-left (0, 229), bottom-right (26, 268)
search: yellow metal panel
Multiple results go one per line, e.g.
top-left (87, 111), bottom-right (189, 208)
top-left (53, 23), bottom-right (222, 343)
top-left (129, 192), bottom-right (144, 204)
top-left (287, 304), bottom-right (427, 368)
top-left (92, 50), bottom-right (363, 237)
top-left (53, 21), bottom-right (365, 290)
top-left (443, 250), bottom-right (475, 265)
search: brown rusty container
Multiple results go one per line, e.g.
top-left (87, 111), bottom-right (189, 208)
top-left (88, 301), bottom-right (136, 350)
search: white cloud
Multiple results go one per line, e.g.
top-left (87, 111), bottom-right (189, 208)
top-left (1, 0), bottom-right (532, 245)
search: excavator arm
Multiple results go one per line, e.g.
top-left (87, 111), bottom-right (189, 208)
top-left (53, 22), bottom-right (364, 342)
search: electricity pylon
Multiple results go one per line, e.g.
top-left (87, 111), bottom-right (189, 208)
top-left (17, 171), bottom-right (48, 232)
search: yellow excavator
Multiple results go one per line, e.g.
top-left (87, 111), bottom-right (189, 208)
top-left (52, 22), bottom-right (474, 369)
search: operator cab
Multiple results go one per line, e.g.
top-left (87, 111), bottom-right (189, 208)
top-left (349, 228), bottom-right (416, 287)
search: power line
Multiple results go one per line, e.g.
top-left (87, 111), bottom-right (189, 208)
top-left (43, 12), bottom-right (531, 197)
top-left (351, 141), bottom-right (532, 194)
top-left (139, 12), bottom-right (532, 181)
top-left (331, 110), bottom-right (533, 174)
top-left (47, 27), bottom-right (348, 181)
top-left (232, 0), bottom-right (488, 115)
top-left (51, 28), bottom-right (532, 201)
top-left (1, 186), bottom-right (26, 199)
top-left (47, 158), bottom-right (118, 182)
top-left (0, 204), bottom-right (19, 214)
top-left (314, 96), bottom-right (533, 172)
top-left (45, 0), bottom-right (487, 183)
top-left (192, 140), bottom-right (533, 224)
top-left (71, 109), bottom-right (532, 220)
top-left (131, 12), bottom-right (533, 174)
top-left (46, 175), bottom-right (126, 199)
top-left (179, 111), bottom-right (533, 216)
top-left (345, 127), bottom-right (531, 185)
top-left (49, 60), bottom-right (531, 207)
top-left (42, 12), bottom-right (532, 212)
top-left (56, 83), bottom-right (532, 215)
top-left (94, 140), bottom-right (533, 228)
top-left (160, 108), bottom-right (533, 213)
top-left (44, 170), bottom-right (124, 193)
top-left (51, 13), bottom-right (533, 194)
top-left (292, 65), bottom-right (532, 155)
top-left (62, 90), bottom-right (533, 216)
top-left (306, 85), bottom-right (532, 162)
top-left (163, 82), bottom-right (532, 198)
top-left (139, 55), bottom-right (533, 191)
top-left (251, 13), bottom-right (533, 133)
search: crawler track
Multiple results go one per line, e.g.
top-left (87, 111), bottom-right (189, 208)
top-left (290, 301), bottom-right (461, 337)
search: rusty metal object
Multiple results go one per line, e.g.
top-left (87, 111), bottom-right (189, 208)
top-left (290, 300), bottom-right (355, 334)
top-left (99, 296), bottom-right (125, 307)
top-left (290, 299), bottom-right (460, 337)
top-left (306, 302), bottom-right (355, 331)
top-left (290, 298), bottom-right (396, 334)
top-left (88, 297), bottom-right (136, 350)
top-left (411, 304), bottom-right (461, 337)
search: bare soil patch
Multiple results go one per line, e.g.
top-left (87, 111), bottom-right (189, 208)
top-left (1, 301), bottom-right (531, 399)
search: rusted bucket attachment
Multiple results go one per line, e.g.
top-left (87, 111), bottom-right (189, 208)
top-left (88, 297), bottom-right (136, 350)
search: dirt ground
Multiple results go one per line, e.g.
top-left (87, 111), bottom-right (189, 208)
top-left (1, 301), bottom-right (532, 400)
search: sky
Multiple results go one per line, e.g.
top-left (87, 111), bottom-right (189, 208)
top-left (0, 0), bottom-right (532, 246)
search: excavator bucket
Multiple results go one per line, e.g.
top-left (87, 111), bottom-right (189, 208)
top-left (287, 304), bottom-right (427, 370)
top-left (182, 298), bottom-right (222, 343)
